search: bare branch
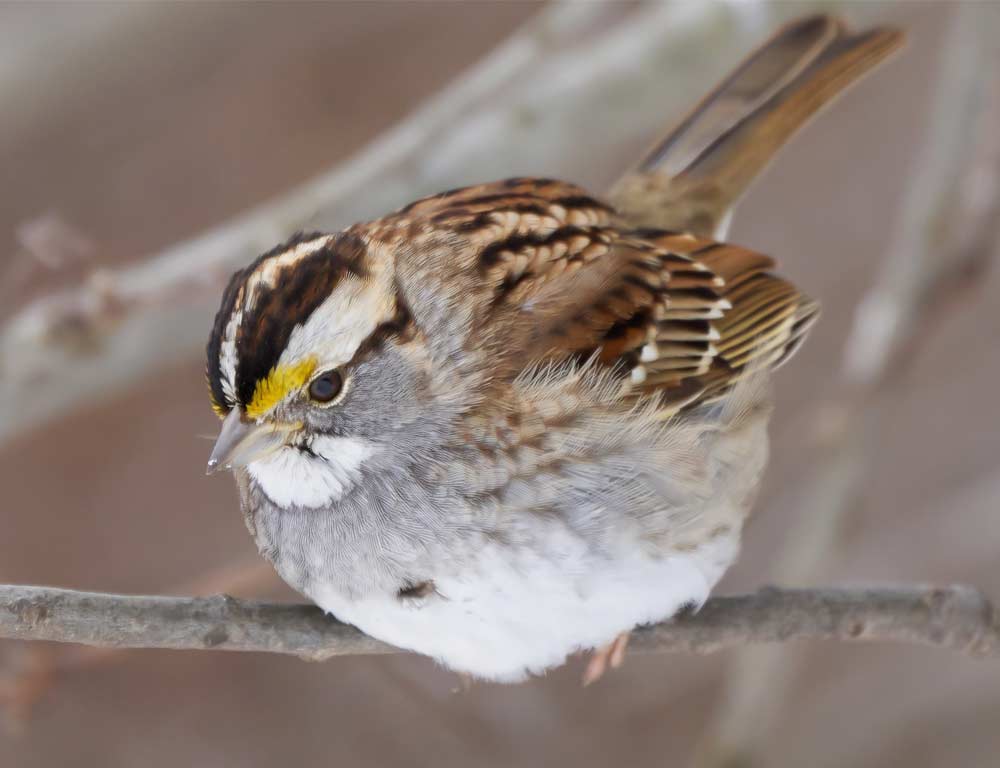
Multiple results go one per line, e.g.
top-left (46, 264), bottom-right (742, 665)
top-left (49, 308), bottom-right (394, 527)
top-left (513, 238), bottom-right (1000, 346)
top-left (0, 584), bottom-right (997, 662)
top-left (0, 558), bottom-right (278, 726)
top-left (0, 1), bottom-right (833, 443)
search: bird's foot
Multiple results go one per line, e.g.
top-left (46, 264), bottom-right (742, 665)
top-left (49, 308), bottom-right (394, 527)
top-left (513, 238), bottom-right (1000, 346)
top-left (581, 631), bottom-right (630, 686)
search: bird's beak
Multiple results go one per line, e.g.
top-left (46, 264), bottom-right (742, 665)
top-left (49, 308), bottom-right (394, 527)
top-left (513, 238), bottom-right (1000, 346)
top-left (206, 409), bottom-right (297, 475)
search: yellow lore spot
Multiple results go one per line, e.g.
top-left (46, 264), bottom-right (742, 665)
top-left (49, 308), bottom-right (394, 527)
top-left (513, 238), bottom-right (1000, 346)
top-left (245, 358), bottom-right (317, 419)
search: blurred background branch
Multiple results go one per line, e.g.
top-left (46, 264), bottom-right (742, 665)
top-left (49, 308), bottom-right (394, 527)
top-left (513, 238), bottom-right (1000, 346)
top-left (692, 4), bottom-right (1000, 767)
top-left (0, 0), bottom-right (846, 444)
top-left (2, 584), bottom-right (997, 661)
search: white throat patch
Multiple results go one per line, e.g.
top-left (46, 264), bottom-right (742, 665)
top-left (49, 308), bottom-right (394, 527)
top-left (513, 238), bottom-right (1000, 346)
top-left (247, 436), bottom-right (377, 508)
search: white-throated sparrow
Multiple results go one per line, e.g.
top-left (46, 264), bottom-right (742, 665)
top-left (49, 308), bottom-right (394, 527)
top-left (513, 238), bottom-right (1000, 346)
top-left (205, 16), bottom-right (901, 682)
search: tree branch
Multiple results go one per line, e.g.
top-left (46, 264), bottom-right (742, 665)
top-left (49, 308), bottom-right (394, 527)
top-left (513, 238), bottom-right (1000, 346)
top-left (0, 0), bottom-right (836, 444)
top-left (1, 584), bottom-right (997, 662)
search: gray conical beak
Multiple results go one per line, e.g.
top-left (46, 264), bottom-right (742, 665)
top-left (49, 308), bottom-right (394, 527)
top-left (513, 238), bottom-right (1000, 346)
top-left (206, 409), bottom-right (292, 475)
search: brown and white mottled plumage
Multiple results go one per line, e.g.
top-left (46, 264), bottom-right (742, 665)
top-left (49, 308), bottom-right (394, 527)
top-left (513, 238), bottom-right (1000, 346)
top-left (208, 179), bottom-right (817, 423)
top-left (204, 15), bottom-right (902, 682)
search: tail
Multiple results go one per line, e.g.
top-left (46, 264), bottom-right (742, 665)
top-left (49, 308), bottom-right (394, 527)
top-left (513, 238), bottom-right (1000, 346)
top-left (610, 15), bottom-right (904, 237)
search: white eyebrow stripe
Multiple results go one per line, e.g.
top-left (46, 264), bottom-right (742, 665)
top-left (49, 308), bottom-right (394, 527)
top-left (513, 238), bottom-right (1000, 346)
top-left (219, 307), bottom-right (242, 403)
top-left (278, 268), bottom-right (396, 373)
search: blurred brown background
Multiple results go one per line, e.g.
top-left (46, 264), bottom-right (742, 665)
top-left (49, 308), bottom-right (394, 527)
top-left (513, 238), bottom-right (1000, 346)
top-left (2, 2), bottom-right (998, 767)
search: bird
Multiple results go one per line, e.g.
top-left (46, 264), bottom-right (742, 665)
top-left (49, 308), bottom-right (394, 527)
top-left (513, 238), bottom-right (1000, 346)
top-left (204, 15), bottom-right (902, 683)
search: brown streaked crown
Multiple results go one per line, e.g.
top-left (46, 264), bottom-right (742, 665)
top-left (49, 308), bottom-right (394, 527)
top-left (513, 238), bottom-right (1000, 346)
top-left (206, 231), bottom-right (368, 415)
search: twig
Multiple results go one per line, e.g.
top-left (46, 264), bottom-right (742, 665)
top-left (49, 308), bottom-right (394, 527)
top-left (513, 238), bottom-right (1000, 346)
top-left (0, 584), bottom-right (996, 662)
top-left (29, 557), bottom-right (276, 670)
top-left (0, 558), bottom-right (277, 726)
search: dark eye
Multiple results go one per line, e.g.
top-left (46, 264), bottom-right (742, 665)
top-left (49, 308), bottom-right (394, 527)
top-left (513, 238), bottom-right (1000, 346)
top-left (308, 370), bottom-right (344, 403)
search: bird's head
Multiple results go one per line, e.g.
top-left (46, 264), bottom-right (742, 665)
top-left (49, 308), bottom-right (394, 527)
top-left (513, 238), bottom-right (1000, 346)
top-left (204, 230), bottom-right (413, 507)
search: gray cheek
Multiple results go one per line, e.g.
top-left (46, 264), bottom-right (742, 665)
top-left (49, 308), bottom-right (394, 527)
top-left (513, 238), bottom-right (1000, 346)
top-left (299, 346), bottom-right (425, 440)
top-left (343, 351), bottom-right (424, 437)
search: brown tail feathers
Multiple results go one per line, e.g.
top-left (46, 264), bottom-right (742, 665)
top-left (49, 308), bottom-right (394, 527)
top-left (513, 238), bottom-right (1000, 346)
top-left (610, 15), bottom-right (904, 238)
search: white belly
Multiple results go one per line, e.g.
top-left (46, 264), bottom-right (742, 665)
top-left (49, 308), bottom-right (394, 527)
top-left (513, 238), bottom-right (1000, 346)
top-left (308, 532), bottom-right (739, 682)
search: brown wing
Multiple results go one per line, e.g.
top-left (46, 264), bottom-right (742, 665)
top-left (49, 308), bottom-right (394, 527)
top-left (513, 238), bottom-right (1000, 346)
top-left (612, 231), bottom-right (819, 412)
top-left (385, 178), bottom-right (817, 413)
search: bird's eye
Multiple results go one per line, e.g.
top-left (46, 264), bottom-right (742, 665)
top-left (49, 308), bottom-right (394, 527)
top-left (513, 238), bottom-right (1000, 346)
top-left (308, 370), bottom-right (344, 404)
